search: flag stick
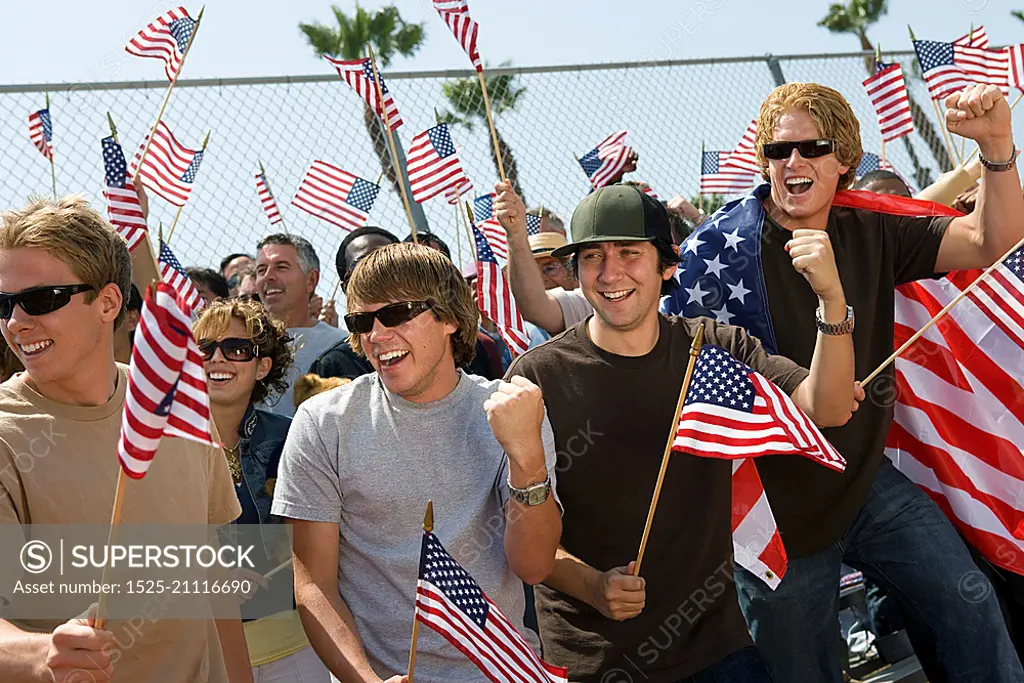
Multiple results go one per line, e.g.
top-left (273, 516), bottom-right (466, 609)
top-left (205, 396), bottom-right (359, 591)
top-left (455, 202), bottom-right (464, 266)
top-left (94, 468), bottom-right (128, 629)
top-left (165, 130), bottom-right (209, 244)
top-left (46, 93), bottom-right (57, 198)
top-left (263, 557), bottom-right (293, 581)
top-left (477, 70), bottom-right (507, 182)
top-left (328, 279), bottom-right (342, 305)
top-left (932, 98), bottom-right (961, 165)
top-left (880, 138), bottom-right (886, 166)
top-left (108, 112), bottom-right (163, 290)
top-left (259, 159), bottom-right (287, 234)
top-left (861, 231), bottom-right (1024, 386)
top-left (633, 322), bottom-right (705, 576)
top-left (462, 200), bottom-right (478, 262)
top-left (132, 6), bottom-right (205, 183)
top-left (698, 141), bottom-right (705, 214)
top-left (407, 500), bottom-right (434, 683)
top-left (964, 92), bottom-right (1024, 164)
top-left (366, 47), bottom-right (418, 243)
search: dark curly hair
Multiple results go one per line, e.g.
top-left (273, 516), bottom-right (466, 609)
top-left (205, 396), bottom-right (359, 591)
top-left (192, 297), bottom-right (294, 404)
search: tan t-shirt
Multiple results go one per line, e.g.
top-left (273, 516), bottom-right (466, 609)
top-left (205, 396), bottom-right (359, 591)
top-left (0, 365), bottom-right (241, 683)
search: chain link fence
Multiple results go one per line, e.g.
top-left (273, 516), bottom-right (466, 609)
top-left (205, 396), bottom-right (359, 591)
top-left (0, 49), bottom-right (1009, 298)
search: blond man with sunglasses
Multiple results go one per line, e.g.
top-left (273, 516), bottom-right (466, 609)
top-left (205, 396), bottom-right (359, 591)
top-left (271, 244), bottom-right (562, 683)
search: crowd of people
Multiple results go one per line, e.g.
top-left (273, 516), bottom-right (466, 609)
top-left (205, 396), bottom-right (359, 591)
top-left (0, 80), bottom-right (1022, 683)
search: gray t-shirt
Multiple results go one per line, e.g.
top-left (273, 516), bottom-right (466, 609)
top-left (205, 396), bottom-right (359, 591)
top-left (271, 370), bottom-right (560, 682)
top-left (264, 321), bottom-right (347, 417)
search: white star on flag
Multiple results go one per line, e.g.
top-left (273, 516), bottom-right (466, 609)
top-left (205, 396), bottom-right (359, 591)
top-left (728, 279), bottom-right (752, 304)
top-left (723, 228), bottom-right (744, 251)
top-left (704, 255), bottom-right (727, 278)
top-left (685, 282), bottom-right (709, 305)
top-left (712, 305), bottom-right (734, 324)
top-left (685, 234), bottom-right (704, 255)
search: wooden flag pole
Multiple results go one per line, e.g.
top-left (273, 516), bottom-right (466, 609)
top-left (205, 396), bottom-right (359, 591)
top-left (165, 130), bottom-right (209, 244)
top-left (463, 200), bottom-right (478, 262)
top-left (633, 322), bottom-right (705, 576)
top-left (109, 112), bottom-right (163, 291)
top-left (880, 139), bottom-right (886, 166)
top-left (477, 71), bottom-right (507, 182)
top-left (698, 141), bottom-right (705, 214)
top-left (133, 6), bottom-right (206, 182)
top-left (455, 202), bottom-right (464, 267)
top-left (46, 93), bottom-right (57, 198)
top-left (259, 159), bottom-right (287, 233)
top-left (366, 47), bottom-right (418, 243)
top-left (94, 468), bottom-right (128, 630)
top-left (407, 500), bottom-right (434, 683)
top-left (861, 231), bottom-right (1024, 386)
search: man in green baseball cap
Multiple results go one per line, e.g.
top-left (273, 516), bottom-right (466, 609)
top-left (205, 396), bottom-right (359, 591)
top-left (497, 181), bottom-right (858, 681)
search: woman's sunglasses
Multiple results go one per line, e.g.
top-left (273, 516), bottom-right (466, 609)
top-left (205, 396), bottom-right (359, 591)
top-left (344, 301), bottom-right (432, 335)
top-left (197, 337), bottom-right (259, 362)
top-left (0, 284), bottom-right (94, 320)
top-left (762, 139), bottom-right (836, 161)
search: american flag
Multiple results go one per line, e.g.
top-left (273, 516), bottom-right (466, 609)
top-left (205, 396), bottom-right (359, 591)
top-left (954, 25), bottom-right (989, 48)
top-left (863, 62), bottom-right (915, 143)
top-left (886, 238), bottom-right (1024, 576)
top-left (117, 282), bottom-right (216, 479)
top-left (130, 121), bottom-right (204, 206)
top-left (1007, 44), bottom-right (1024, 90)
top-left (577, 131), bottom-right (633, 190)
top-left (158, 240), bottom-right (205, 314)
top-left (125, 7), bottom-right (197, 81)
top-left (721, 120), bottom-right (761, 174)
top-left (292, 160), bottom-right (379, 232)
top-left (473, 226), bottom-right (530, 356)
top-left (731, 458), bottom-right (787, 590)
top-left (856, 152), bottom-right (894, 177)
top-left (913, 39), bottom-right (1010, 101)
top-left (445, 177), bottom-right (474, 205)
top-left (255, 169), bottom-right (283, 225)
top-left (324, 55), bottom-right (403, 131)
top-left (673, 344), bottom-right (847, 471)
top-left (102, 136), bottom-right (147, 252)
top-left (700, 151), bottom-right (756, 196)
top-left (415, 530), bottom-right (568, 683)
top-left (433, 0), bottom-right (482, 72)
top-left (407, 124), bottom-right (472, 203)
top-left (472, 193), bottom-right (540, 261)
top-left (28, 108), bottom-right (53, 161)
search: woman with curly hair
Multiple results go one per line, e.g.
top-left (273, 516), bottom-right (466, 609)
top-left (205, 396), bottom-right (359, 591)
top-left (193, 297), bottom-right (330, 682)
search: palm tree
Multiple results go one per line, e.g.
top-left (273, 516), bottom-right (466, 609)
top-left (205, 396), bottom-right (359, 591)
top-left (300, 5), bottom-right (427, 229)
top-left (438, 63), bottom-right (528, 204)
top-left (819, 0), bottom-right (951, 187)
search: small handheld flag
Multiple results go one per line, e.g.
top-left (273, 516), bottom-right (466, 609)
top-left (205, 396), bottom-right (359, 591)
top-left (125, 7), bottom-right (198, 81)
top-left (28, 107), bottom-right (53, 161)
top-left (292, 161), bottom-right (380, 232)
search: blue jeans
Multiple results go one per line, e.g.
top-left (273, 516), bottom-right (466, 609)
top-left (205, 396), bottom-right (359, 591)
top-left (677, 646), bottom-right (772, 683)
top-left (736, 461), bottom-right (1023, 683)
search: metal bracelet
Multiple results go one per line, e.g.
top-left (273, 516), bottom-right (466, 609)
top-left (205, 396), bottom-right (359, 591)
top-left (979, 144), bottom-right (1017, 172)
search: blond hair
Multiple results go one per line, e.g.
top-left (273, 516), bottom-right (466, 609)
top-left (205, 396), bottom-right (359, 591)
top-left (0, 196), bottom-right (132, 329)
top-left (755, 83), bottom-right (863, 191)
top-left (192, 297), bottom-right (294, 404)
top-left (346, 243), bottom-right (479, 367)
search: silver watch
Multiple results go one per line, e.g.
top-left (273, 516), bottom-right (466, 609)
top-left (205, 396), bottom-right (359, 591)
top-left (815, 305), bottom-right (854, 336)
top-left (507, 476), bottom-right (551, 507)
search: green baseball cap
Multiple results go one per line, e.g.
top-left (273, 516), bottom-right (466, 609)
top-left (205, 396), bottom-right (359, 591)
top-left (551, 184), bottom-right (672, 258)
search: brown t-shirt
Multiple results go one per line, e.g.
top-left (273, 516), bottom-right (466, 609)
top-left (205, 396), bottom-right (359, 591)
top-left (508, 315), bottom-right (808, 682)
top-left (0, 365), bottom-right (242, 683)
top-left (756, 206), bottom-right (950, 556)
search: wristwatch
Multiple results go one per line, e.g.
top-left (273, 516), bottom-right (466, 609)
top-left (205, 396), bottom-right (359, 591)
top-left (815, 305), bottom-right (855, 336)
top-left (508, 476), bottom-right (552, 507)
top-left (979, 145), bottom-right (1017, 172)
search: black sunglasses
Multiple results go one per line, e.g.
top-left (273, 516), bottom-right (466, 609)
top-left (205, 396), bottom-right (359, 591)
top-left (0, 284), bottom-right (94, 319)
top-left (762, 139), bottom-right (836, 161)
top-left (344, 301), bottom-right (432, 335)
top-left (197, 337), bottom-right (259, 362)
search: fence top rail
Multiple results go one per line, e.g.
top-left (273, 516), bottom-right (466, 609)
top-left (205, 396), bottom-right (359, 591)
top-left (0, 48), bottom-right (921, 94)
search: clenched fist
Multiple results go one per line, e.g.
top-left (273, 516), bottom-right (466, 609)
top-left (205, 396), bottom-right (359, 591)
top-left (484, 376), bottom-right (546, 471)
top-left (945, 84), bottom-right (1014, 158)
top-left (785, 229), bottom-right (844, 303)
top-left (586, 562), bottom-right (646, 621)
top-left (493, 181), bottom-right (528, 238)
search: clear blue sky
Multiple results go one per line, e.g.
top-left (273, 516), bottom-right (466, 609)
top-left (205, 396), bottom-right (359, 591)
top-left (2, 0), bottom-right (1023, 84)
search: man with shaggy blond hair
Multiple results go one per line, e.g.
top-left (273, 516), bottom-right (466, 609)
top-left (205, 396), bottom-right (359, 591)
top-left (0, 197), bottom-right (252, 683)
top-left (664, 82), bottom-right (1024, 681)
top-left (272, 243), bottom-right (562, 682)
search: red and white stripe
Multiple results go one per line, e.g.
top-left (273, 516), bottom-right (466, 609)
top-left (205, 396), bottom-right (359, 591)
top-left (581, 131), bottom-right (633, 190)
top-left (433, 0), bottom-right (469, 12)
top-left (886, 262), bottom-right (1024, 576)
top-left (105, 184), bottom-right (147, 252)
top-left (292, 160), bottom-right (375, 232)
top-left (416, 583), bottom-right (567, 683)
top-left (446, 178), bottom-right (474, 205)
top-left (124, 6), bottom-right (194, 81)
top-left (130, 121), bottom-right (201, 206)
top-left (1006, 44), bottom-right (1024, 91)
top-left (863, 63), bottom-right (915, 143)
top-left (954, 26), bottom-right (989, 48)
top-left (475, 227), bottom-right (529, 356)
top-left (731, 459), bottom-right (786, 589)
top-left (924, 44), bottom-right (1010, 102)
top-left (700, 151), bottom-right (756, 196)
top-left (437, 10), bottom-right (482, 72)
top-left (255, 171), bottom-right (283, 225)
top-left (117, 283), bottom-right (215, 479)
top-left (407, 125), bottom-right (471, 203)
top-left (721, 120), bottom-right (760, 174)
top-left (479, 219), bottom-right (508, 261)
top-left (323, 55), bottom-right (403, 131)
top-left (27, 109), bottom-right (52, 161)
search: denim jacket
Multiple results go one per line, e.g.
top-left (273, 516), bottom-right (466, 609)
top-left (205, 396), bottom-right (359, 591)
top-left (234, 403), bottom-right (291, 528)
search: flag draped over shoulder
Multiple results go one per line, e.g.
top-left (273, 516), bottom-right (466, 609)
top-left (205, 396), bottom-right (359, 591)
top-left (672, 184), bottom-right (1024, 578)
